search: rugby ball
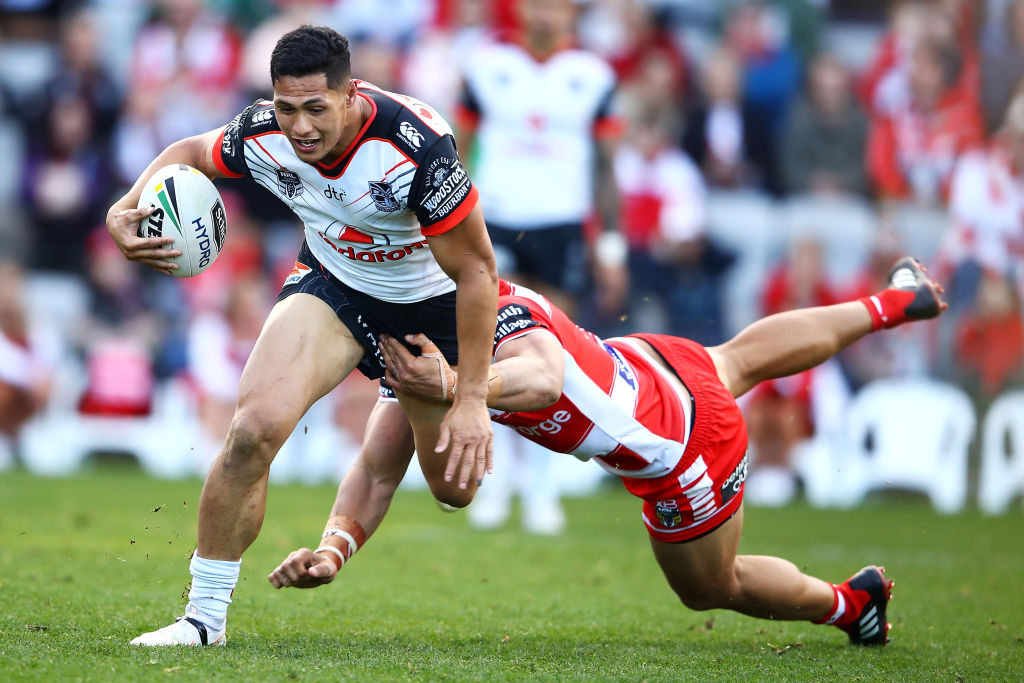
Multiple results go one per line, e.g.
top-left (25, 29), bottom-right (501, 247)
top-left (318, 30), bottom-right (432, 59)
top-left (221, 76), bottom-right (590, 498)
top-left (137, 164), bottom-right (227, 277)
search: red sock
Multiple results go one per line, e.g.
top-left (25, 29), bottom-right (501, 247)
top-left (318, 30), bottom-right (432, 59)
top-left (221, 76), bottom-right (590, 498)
top-left (813, 583), bottom-right (846, 625)
top-left (858, 289), bottom-right (917, 331)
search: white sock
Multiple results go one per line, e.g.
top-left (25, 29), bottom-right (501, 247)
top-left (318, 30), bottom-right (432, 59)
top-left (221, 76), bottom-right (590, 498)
top-left (185, 552), bottom-right (240, 632)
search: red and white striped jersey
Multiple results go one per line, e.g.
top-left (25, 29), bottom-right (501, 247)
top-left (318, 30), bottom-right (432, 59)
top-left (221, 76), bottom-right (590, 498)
top-left (212, 81), bottom-right (479, 303)
top-left (491, 281), bottom-right (692, 479)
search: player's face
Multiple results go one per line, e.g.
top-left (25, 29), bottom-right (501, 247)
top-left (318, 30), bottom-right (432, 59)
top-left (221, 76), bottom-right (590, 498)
top-left (518, 0), bottom-right (574, 47)
top-left (273, 74), bottom-right (357, 163)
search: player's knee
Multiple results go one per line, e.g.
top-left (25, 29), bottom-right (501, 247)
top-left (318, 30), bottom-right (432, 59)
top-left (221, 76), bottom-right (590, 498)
top-left (426, 478), bottom-right (475, 509)
top-left (223, 407), bottom-right (291, 469)
top-left (430, 485), bottom-right (475, 509)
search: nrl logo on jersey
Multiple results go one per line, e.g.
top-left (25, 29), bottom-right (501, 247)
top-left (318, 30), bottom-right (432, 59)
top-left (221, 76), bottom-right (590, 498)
top-left (368, 180), bottom-right (401, 212)
top-left (276, 168), bottom-right (304, 199)
top-left (398, 121), bottom-right (424, 150)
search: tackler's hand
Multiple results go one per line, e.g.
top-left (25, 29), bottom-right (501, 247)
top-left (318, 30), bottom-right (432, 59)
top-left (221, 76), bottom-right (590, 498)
top-left (380, 333), bottom-right (455, 402)
top-left (437, 395), bottom-right (493, 490)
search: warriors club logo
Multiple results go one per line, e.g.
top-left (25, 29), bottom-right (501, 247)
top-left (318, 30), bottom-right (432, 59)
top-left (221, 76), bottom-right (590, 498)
top-left (368, 180), bottom-right (401, 213)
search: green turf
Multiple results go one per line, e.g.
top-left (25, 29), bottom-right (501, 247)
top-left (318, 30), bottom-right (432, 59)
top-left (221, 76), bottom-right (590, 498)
top-left (1, 467), bottom-right (1022, 681)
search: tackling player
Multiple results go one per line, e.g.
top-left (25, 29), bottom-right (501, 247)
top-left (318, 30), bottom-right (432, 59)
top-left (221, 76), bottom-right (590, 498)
top-left (107, 26), bottom-right (498, 646)
top-left (270, 257), bottom-right (947, 647)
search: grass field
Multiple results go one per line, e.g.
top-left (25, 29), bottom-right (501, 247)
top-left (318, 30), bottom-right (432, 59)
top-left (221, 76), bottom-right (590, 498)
top-left (1, 467), bottom-right (1022, 681)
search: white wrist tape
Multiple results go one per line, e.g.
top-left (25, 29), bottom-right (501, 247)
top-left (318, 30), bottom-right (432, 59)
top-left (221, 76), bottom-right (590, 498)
top-left (322, 528), bottom-right (360, 557)
top-left (315, 545), bottom-right (347, 570)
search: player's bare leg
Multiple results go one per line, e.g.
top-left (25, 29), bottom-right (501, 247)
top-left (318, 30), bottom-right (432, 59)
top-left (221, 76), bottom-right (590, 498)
top-left (707, 257), bottom-right (946, 398)
top-left (655, 257), bottom-right (939, 646)
top-left (198, 294), bottom-right (365, 560)
top-left (132, 293), bottom-right (364, 646)
top-left (396, 390), bottom-right (480, 508)
top-left (650, 506), bottom-right (835, 620)
top-left (650, 505), bottom-right (894, 645)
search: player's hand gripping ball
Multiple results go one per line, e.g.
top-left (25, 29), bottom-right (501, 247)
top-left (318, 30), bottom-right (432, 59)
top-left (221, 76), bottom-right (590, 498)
top-left (137, 164), bottom-right (227, 277)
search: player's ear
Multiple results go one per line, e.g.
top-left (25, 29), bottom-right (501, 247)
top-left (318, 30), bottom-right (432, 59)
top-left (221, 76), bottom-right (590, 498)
top-left (343, 79), bottom-right (358, 107)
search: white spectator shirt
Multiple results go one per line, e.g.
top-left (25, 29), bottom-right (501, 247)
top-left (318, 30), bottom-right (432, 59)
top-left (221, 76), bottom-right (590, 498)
top-left (614, 145), bottom-right (707, 244)
top-left (213, 81), bottom-right (479, 303)
top-left (460, 42), bottom-right (618, 228)
top-left (947, 146), bottom-right (1024, 276)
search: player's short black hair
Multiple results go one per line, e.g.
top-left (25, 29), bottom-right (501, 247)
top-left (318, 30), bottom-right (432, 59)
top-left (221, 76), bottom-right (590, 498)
top-left (270, 25), bottom-right (351, 90)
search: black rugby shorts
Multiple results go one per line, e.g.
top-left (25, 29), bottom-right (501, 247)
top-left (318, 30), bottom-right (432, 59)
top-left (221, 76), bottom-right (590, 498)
top-left (278, 240), bottom-right (459, 382)
top-left (488, 222), bottom-right (587, 295)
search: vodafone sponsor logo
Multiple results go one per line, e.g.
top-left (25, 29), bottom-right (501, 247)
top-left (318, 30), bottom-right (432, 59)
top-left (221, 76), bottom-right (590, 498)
top-left (319, 232), bottom-right (429, 263)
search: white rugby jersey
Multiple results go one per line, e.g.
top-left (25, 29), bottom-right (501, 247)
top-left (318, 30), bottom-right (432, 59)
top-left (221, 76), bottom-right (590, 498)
top-left (490, 281), bottom-right (692, 480)
top-left (459, 42), bottom-right (619, 229)
top-left (213, 81), bottom-right (479, 303)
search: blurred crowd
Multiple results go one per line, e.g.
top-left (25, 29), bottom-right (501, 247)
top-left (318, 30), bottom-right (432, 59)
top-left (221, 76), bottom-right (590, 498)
top-left (1, 0), bottom-right (1023, 508)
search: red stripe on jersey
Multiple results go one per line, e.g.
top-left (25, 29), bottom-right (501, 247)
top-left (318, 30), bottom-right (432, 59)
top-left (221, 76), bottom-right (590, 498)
top-left (383, 158), bottom-right (413, 177)
top-left (253, 137), bottom-right (284, 167)
top-left (243, 130), bottom-right (284, 141)
top-left (315, 92), bottom-right (379, 173)
top-left (359, 80), bottom-right (451, 136)
top-left (339, 159), bottom-right (413, 208)
top-left (420, 185), bottom-right (479, 236)
top-left (212, 129), bottom-right (244, 178)
top-left (344, 188), bottom-right (372, 207)
top-left (316, 138), bottom-right (415, 180)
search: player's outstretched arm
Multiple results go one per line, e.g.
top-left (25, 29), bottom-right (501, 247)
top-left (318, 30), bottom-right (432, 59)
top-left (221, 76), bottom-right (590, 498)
top-left (381, 330), bottom-right (564, 413)
top-left (425, 203), bottom-right (499, 486)
top-left (105, 127), bottom-right (227, 274)
top-left (268, 401), bottom-right (416, 589)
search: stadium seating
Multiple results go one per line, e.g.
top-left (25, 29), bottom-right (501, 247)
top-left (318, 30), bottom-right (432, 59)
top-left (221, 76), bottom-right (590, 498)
top-left (979, 390), bottom-right (1024, 514)
top-left (18, 377), bottom-right (200, 478)
top-left (795, 378), bottom-right (975, 512)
